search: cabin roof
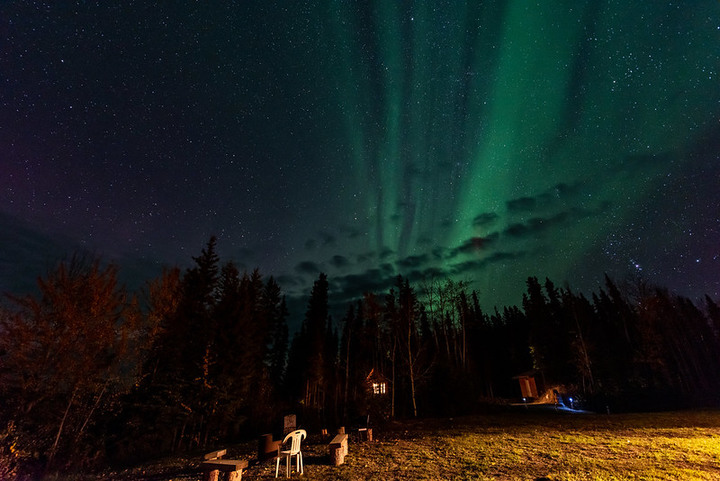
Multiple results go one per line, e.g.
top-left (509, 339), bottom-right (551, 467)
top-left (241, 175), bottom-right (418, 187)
top-left (365, 368), bottom-right (389, 383)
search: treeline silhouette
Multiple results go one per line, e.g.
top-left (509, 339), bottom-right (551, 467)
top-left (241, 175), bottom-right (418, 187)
top-left (1, 237), bottom-right (719, 476)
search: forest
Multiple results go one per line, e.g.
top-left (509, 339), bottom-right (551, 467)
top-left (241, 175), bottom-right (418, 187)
top-left (1, 237), bottom-right (719, 477)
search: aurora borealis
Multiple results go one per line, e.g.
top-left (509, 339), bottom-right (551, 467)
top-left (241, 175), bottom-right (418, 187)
top-left (1, 2), bottom-right (719, 318)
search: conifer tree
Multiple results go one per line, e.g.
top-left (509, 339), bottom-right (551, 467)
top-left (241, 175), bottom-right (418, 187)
top-left (285, 273), bottom-right (331, 422)
top-left (263, 277), bottom-right (289, 398)
top-left (139, 237), bottom-right (221, 452)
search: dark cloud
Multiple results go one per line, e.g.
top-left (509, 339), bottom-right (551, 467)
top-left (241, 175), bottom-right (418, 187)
top-left (294, 261), bottom-right (321, 275)
top-left (404, 266), bottom-right (450, 285)
top-left (504, 222), bottom-right (532, 238)
top-left (472, 212), bottom-right (499, 228)
top-left (534, 182), bottom-right (585, 207)
top-left (451, 251), bottom-right (525, 275)
top-left (448, 234), bottom-right (500, 258)
top-left (553, 182), bottom-right (580, 198)
top-left (379, 247), bottom-right (394, 260)
top-left (330, 263), bottom-right (453, 306)
top-left (327, 248), bottom-right (535, 314)
top-left (417, 234), bottom-right (433, 246)
top-left (506, 182), bottom-right (586, 218)
top-left (0, 211), bottom-right (162, 296)
top-left (356, 253), bottom-right (370, 264)
top-left (379, 263), bottom-right (395, 275)
top-left (507, 196), bottom-right (537, 213)
top-left (276, 274), bottom-right (301, 288)
top-left (331, 268), bottom-right (398, 304)
top-left (504, 214), bottom-right (566, 238)
top-left (339, 224), bottom-right (363, 239)
top-left (431, 246), bottom-right (448, 260)
top-left (503, 202), bottom-right (612, 239)
top-left (397, 254), bottom-right (430, 270)
top-left (330, 255), bottom-right (350, 268)
top-left (319, 232), bottom-right (336, 246)
top-left (304, 239), bottom-right (316, 250)
top-left (0, 213), bottom-right (73, 268)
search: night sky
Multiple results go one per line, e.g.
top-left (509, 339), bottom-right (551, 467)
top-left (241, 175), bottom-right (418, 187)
top-left (2, 2), bottom-right (719, 321)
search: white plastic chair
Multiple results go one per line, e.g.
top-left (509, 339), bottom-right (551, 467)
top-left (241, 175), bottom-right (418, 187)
top-left (275, 429), bottom-right (307, 478)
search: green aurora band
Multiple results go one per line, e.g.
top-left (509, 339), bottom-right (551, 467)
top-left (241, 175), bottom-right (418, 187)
top-left (280, 1), bottom-right (719, 308)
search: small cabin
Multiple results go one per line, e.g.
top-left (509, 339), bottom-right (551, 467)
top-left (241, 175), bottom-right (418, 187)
top-left (365, 368), bottom-right (389, 396)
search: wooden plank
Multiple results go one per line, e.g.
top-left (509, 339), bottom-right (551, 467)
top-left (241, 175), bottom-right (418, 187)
top-left (201, 459), bottom-right (248, 471)
top-left (330, 433), bottom-right (348, 447)
top-left (204, 448), bottom-right (227, 460)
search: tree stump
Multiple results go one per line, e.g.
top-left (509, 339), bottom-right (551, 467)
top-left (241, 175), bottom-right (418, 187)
top-left (329, 433), bottom-right (348, 466)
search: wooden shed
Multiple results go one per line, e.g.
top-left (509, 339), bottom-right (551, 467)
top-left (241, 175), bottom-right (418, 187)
top-left (513, 370), bottom-right (543, 400)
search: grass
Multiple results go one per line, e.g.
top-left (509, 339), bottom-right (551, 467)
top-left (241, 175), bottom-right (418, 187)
top-left (81, 409), bottom-right (720, 480)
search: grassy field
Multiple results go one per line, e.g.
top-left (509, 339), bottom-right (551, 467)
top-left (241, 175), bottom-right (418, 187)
top-left (101, 408), bottom-right (720, 481)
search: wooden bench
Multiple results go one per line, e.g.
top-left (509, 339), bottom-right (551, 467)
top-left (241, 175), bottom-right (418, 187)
top-left (201, 458), bottom-right (248, 481)
top-left (204, 449), bottom-right (228, 461)
top-left (258, 433), bottom-right (281, 462)
top-left (358, 427), bottom-right (373, 441)
top-left (329, 433), bottom-right (348, 466)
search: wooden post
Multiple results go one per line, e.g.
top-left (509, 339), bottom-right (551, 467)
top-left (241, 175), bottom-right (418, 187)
top-left (329, 433), bottom-right (348, 465)
top-left (283, 414), bottom-right (296, 435)
top-left (202, 469), bottom-right (220, 481)
top-left (330, 447), bottom-right (343, 466)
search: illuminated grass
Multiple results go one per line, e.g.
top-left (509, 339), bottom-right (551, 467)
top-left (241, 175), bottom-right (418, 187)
top-left (285, 410), bottom-right (720, 481)
top-left (99, 410), bottom-right (720, 481)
